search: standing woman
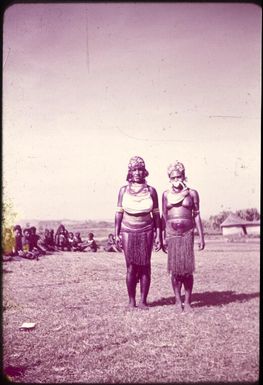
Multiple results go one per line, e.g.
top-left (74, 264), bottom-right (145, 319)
top-left (115, 156), bottom-right (161, 309)
top-left (162, 161), bottom-right (205, 312)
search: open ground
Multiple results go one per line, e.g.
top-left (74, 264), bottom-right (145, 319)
top-left (3, 240), bottom-right (259, 383)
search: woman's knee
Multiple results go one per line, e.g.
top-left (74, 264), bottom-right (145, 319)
top-left (127, 263), bottom-right (137, 275)
top-left (183, 274), bottom-right (194, 287)
top-left (140, 265), bottom-right (151, 276)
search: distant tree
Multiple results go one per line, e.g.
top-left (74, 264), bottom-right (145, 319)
top-left (2, 200), bottom-right (17, 229)
top-left (202, 219), bottom-right (212, 233)
top-left (98, 221), bottom-right (112, 227)
top-left (207, 208), bottom-right (260, 232)
top-left (209, 210), bottom-right (233, 231)
top-left (235, 208), bottom-right (260, 221)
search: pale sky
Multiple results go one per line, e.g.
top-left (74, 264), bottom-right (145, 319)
top-left (2, 3), bottom-right (261, 221)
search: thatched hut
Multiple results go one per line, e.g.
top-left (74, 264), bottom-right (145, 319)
top-left (220, 214), bottom-right (247, 236)
top-left (245, 220), bottom-right (260, 236)
top-left (220, 214), bottom-right (260, 237)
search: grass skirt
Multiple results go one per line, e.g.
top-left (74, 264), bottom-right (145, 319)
top-left (127, 232), bottom-right (152, 265)
top-left (121, 221), bottom-right (154, 266)
top-left (167, 229), bottom-right (195, 275)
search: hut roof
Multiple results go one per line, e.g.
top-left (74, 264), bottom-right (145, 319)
top-left (220, 214), bottom-right (248, 227)
top-left (221, 214), bottom-right (261, 227)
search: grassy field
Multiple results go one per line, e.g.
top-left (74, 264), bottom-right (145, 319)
top-left (2, 240), bottom-right (259, 383)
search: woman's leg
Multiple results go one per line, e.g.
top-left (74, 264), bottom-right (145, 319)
top-left (138, 230), bottom-right (153, 309)
top-left (122, 232), bottom-right (137, 307)
top-left (126, 264), bottom-right (138, 307)
top-left (183, 274), bottom-right (194, 311)
top-left (139, 265), bottom-right (151, 309)
top-left (171, 273), bottom-right (183, 312)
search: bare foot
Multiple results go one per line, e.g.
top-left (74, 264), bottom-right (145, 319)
top-left (138, 302), bottom-right (149, 310)
top-left (174, 303), bottom-right (183, 313)
top-left (183, 303), bottom-right (193, 313)
top-left (126, 300), bottom-right (136, 309)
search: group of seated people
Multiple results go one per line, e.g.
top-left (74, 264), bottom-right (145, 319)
top-left (2, 224), bottom-right (99, 260)
top-left (2, 225), bottom-right (122, 260)
top-left (3, 225), bottom-right (47, 260)
top-left (54, 225), bottom-right (98, 253)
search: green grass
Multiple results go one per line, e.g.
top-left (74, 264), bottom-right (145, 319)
top-left (3, 240), bottom-right (259, 383)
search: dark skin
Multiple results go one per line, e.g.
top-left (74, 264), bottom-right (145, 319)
top-left (104, 234), bottom-right (121, 252)
top-left (162, 170), bottom-right (205, 312)
top-left (14, 228), bottom-right (23, 253)
top-left (115, 167), bottom-right (161, 309)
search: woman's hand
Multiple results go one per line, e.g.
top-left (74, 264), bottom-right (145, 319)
top-left (154, 238), bottom-right (162, 252)
top-left (162, 238), bottom-right (168, 254)
top-left (115, 235), bottom-right (122, 250)
top-left (198, 239), bottom-right (205, 250)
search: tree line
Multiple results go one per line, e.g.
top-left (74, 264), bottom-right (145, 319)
top-left (3, 201), bottom-right (260, 235)
top-left (204, 208), bottom-right (260, 233)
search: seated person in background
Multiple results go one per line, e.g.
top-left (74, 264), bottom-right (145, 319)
top-left (74, 232), bottom-right (82, 243)
top-left (104, 233), bottom-right (122, 252)
top-left (59, 230), bottom-right (70, 251)
top-left (72, 232), bottom-right (89, 252)
top-left (39, 229), bottom-right (56, 252)
top-left (68, 232), bottom-right (75, 250)
top-left (46, 228), bottom-right (56, 250)
top-left (49, 229), bottom-right (55, 247)
top-left (19, 228), bottom-right (40, 260)
top-left (13, 225), bottom-right (23, 255)
top-left (85, 232), bottom-right (98, 252)
top-left (2, 228), bottom-right (15, 257)
top-left (55, 224), bottom-right (65, 247)
top-left (55, 225), bottom-right (70, 251)
top-left (29, 226), bottom-right (46, 255)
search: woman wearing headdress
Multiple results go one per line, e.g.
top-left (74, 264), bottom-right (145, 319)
top-left (162, 161), bottom-right (205, 312)
top-left (115, 156), bottom-right (161, 309)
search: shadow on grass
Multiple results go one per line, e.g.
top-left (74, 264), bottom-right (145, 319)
top-left (4, 365), bottom-right (28, 377)
top-left (148, 291), bottom-right (259, 308)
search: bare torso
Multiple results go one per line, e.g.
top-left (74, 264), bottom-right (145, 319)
top-left (122, 211), bottom-right (153, 227)
top-left (165, 190), bottom-right (195, 233)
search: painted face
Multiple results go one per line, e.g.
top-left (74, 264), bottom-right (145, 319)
top-left (130, 167), bottom-right (145, 183)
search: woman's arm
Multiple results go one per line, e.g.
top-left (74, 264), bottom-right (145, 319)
top-left (190, 189), bottom-right (205, 250)
top-left (149, 186), bottom-right (161, 251)
top-left (161, 191), bottom-right (168, 253)
top-left (115, 186), bottom-right (125, 247)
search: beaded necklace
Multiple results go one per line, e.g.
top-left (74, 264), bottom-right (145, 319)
top-left (127, 182), bottom-right (147, 195)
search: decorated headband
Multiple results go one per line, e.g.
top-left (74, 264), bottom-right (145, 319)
top-left (128, 156), bottom-right (146, 171)
top-left (167, 161), bottom-right (185, 177)
top-left (126, 156), bottom-right (149, 181)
